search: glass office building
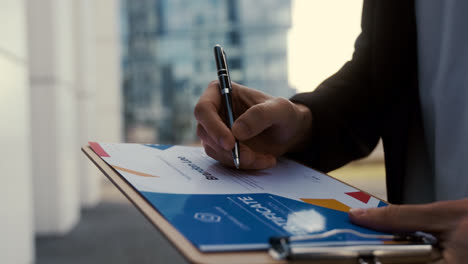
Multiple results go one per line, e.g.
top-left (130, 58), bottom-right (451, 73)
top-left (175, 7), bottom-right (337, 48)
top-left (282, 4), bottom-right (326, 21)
top-left (122, 0), bottom-right (295, 144)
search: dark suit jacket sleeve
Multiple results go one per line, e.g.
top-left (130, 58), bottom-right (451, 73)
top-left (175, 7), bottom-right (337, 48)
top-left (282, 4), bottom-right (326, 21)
top-left (288, 1), bottom-right (382, 172)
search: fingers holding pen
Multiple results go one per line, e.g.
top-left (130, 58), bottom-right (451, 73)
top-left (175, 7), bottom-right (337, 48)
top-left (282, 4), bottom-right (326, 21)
top-left (196, 124), bottom-right (219, 150)
top-left (201, 137), bottom-right (276, 170)
top-left (195, 78), bottom-right (281, 170)
top-left (194, 82), bottom-right (236, 151)
top-left (232, 97), bottom-right (294, 141)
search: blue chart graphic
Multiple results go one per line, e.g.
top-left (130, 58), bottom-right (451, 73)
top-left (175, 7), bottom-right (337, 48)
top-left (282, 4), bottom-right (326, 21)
top-left (141, 192), bottom-right (389, 251)
top-left (144, 144), bottom-right (173, 151)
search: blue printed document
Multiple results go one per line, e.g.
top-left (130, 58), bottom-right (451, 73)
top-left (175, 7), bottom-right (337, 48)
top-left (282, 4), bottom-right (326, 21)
top-left (89, 142), bottom-right (389, 252)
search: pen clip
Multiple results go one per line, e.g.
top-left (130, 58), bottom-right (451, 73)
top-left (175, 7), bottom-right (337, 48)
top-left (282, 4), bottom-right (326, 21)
top-left (222, 50), bottom-right (232, 91)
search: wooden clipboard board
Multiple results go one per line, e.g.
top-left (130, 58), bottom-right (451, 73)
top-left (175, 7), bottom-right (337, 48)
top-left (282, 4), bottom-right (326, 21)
top-left (83, 145), bottom-right (283, 264)
top-left (82, 145), bottom-right (439, 264)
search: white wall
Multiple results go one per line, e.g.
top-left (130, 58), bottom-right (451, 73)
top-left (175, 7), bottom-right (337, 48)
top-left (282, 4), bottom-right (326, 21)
top-left (27, 0), bottom-right (80, 235)
top-left (93, 0), bottom-right (123, 143)
top-left (26, 0), bottom-right (123, 235)
top-left (74, 0), bottom-right (100, 208)
top-left (0, 0), bottom-right (34, 263)
top-left (0, 0), bottom-right (123, 261)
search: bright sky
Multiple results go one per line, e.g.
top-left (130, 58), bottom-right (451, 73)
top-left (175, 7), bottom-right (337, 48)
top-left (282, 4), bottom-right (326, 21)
top-left (288, 0), bottom-right (363, 93)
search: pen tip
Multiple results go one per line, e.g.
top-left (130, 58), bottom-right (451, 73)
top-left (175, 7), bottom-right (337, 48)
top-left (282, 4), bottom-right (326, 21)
top-left (234, 158), bottom-right (240, 169)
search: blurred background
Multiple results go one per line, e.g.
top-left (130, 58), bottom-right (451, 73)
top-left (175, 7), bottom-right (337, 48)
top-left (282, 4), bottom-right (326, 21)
top-left (1, 0), bottom-right (384, 263)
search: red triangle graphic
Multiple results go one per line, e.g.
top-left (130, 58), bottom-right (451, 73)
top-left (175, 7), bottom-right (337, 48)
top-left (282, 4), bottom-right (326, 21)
top-left (345, 191), bottom-right (371, 204)
top-left (89, 142), bottom-right (110, 157)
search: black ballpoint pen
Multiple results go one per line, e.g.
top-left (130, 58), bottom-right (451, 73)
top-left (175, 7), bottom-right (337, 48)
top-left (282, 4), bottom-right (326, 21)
top-left (213, 44), bottom-right (240, 169)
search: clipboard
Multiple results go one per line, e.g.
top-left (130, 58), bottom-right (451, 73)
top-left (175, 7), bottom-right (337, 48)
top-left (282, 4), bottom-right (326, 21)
top-left (82, 144), bottom-right (440, 264)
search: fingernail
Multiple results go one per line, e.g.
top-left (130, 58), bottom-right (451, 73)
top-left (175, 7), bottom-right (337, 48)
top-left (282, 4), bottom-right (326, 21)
top-left (234, 121), bottom-right (250, 139)
top-left (349, 208), bottom-right (367, 217)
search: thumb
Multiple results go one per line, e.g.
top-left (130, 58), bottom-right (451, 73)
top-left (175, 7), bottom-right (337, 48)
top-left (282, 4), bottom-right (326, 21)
top-left (348, 204), bottom-right (445, 234)
top-left (232, 98), bottom-right (292, 141)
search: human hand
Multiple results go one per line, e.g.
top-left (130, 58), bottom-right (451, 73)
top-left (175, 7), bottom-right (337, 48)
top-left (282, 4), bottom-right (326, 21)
top-left (194, 81), bottom-right (312, 169)
top-left (349, 198), bottom-right (468, 264)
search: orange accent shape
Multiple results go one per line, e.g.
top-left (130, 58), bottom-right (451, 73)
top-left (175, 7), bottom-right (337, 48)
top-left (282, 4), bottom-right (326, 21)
top-left (300, 199), bottom-right (351, 212)
top-left (111, 165), bottom-right (159, 178)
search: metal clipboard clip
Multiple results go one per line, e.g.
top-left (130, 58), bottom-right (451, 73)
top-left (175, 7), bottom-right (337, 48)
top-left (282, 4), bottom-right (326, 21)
top-left (269, 229), bottom-right (438, 264)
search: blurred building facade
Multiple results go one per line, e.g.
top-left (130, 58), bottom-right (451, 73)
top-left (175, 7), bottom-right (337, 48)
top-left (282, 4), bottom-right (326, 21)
top-left (122, 0), bottom-right (295, 144)
top-left (1, 0), bottom-right (122, 263)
